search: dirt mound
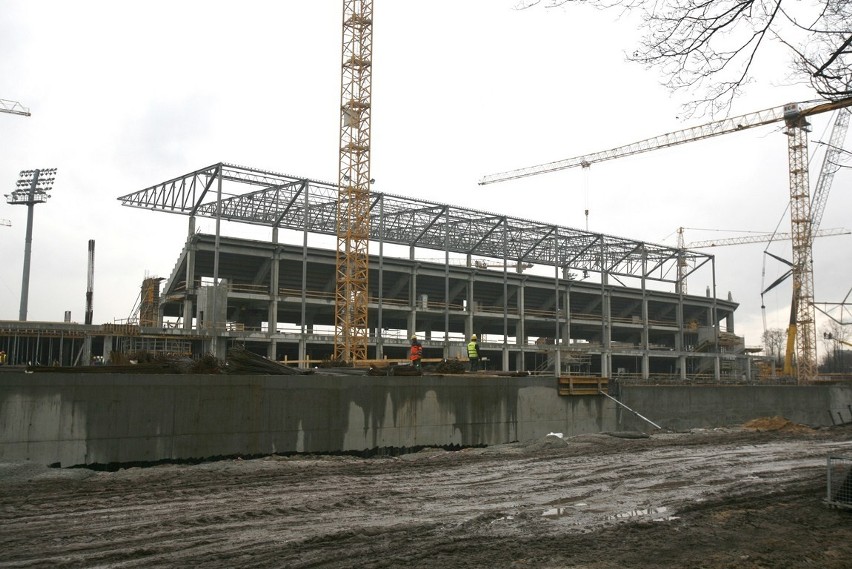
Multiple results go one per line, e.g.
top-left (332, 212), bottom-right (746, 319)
top-left (742, 416), bottom-right (813, 433)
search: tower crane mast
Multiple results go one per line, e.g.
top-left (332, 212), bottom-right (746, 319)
top-left (480, 96), bottom-right (852, 384)
top-left (335, 0), bottom-right (373, 363)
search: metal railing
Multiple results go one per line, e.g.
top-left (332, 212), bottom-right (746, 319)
top-left (826, 456), bottom-right (852, 509)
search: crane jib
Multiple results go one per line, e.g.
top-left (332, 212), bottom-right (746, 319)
top-left (479, 97), bottom-right (852, 186)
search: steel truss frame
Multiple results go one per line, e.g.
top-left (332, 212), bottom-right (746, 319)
top-left (118, 162), bottom-right (713, 286)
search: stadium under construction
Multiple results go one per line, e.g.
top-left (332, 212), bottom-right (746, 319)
top-left (0, 163), bottom-right (754, 380)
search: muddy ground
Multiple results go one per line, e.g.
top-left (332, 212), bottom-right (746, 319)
top-left (1, 420), bottom-right (851, 568)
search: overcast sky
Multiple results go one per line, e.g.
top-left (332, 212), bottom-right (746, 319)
top-left (1, 1), bottom-right (849, 352)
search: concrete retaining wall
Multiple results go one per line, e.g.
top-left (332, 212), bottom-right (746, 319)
top-left (0, 373), bottom-right (613, 466)
top-left (1, 372), bottom-right (850, 467)
top-left (618, 384), bottom-right (852, 432)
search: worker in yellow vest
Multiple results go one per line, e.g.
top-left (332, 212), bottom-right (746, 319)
top-left (0, 350), bottom-right (6, 365)
top-left (467, 335), bottom-right (480, 371)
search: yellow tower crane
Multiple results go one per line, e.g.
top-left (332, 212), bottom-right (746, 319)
top-left (335, 0), bottom-right (374, 363)
top-left (480, 97), bottom-right (852, 384)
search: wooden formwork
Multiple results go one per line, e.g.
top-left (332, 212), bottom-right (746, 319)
top-left (558, 375), bottom-right (608, 396)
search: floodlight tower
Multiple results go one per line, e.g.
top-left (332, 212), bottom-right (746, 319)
top-left (5, 168), bottom-right (57, 321)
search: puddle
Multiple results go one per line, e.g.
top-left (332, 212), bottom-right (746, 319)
top-left (609, 506), bottom-right (678, 521)
top-left (542, 502), bottom-right (588, 518)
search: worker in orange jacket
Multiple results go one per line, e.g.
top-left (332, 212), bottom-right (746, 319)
top-left (409, 335), bottom-right (423, 370)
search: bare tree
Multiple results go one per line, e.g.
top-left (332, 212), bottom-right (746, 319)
top-left (762, 327), bottom-right (785, 365)
top-left (518, 0), bottom-right (852, 116)
top-left (820, 321), bottom-right (851, 373)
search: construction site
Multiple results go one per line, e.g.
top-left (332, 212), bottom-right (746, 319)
top-left (1, 2), bottom-right (852, 567)
top-left (2, 160), bottom-right (747, 380)
top-left (3, 102), bottom-right (850, 382)
top-left (1, 1), bottom-right (850, 385)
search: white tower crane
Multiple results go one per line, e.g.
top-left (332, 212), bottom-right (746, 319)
top-left (0, 99), bottom-right (30, 116)
top-left (480, 97), bottom-right (852, 384)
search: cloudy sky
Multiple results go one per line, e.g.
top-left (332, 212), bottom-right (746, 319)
top-left (1, 1), bottom-right (849, 352)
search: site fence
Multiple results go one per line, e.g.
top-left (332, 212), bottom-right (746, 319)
top-left (826, 456), bottom-right (852, 510)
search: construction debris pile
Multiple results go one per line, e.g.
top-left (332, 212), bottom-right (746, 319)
top-left (432, 359), bottom-right (467, 374)
top-left (24, 348), bottom-right (314, 376)
top-left (224, 347), bottom-right (313, 375)
top-left (367, 364), bottom-right (421, 376)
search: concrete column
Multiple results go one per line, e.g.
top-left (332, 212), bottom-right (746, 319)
top-left (726, 291), bottom-right (734, 332)
top-left (183, 218), bottom-right (196, 331)
top-left (676, 251), bottom-right (688, 379)
top-left (268, 247), bottom-right (279, 334)
top-left (600, 274), bottom-right (611, 379)
top-left (102, 336), bottom-right (113, 364)
top-left (514, 279), bottom-right (525, 371)
top-left (298, 337), bottom-right (307, 367)
top-left (376, 196), bottom-right (385, 361)
top-left (561, 287), bottom-right (570, 346)
top-left (466, 274), bottom-right (475, 339)
top-left (642, 293), bottom-right (650, 379)
top-left (407, 264), bottom-right (418, 337)
top-left (267, 237), bottom-right (280, 361)
top-left (82, 336), bottom-right (92, 366)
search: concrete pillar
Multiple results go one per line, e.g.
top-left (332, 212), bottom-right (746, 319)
top-left (601, 275), bottom-right (611, 379)
top-left (82, 336), bottom-right (92, 366)
top-left (726, 291), bottom-right (734, 332)
top-left (642, 293), bottom-right (650, 379)
top-left (298, 337), bottom-right (307, 368)
top-left (267, 243), bottom-right (280, 361)
top-left (514, 279), bottom-right (526, 371)
top-left (102, 336), bottom-right (113, 364)
top-left (408, 265), bottom-right (418, 337)
top-left (466, 275), bottom-right (475, 339)
top-left (268, 250), bottom-right (280, 334)
top-left (183, 236), bottom-right (196, 330)
top-left (376, 332), bottom-right (384, 361)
